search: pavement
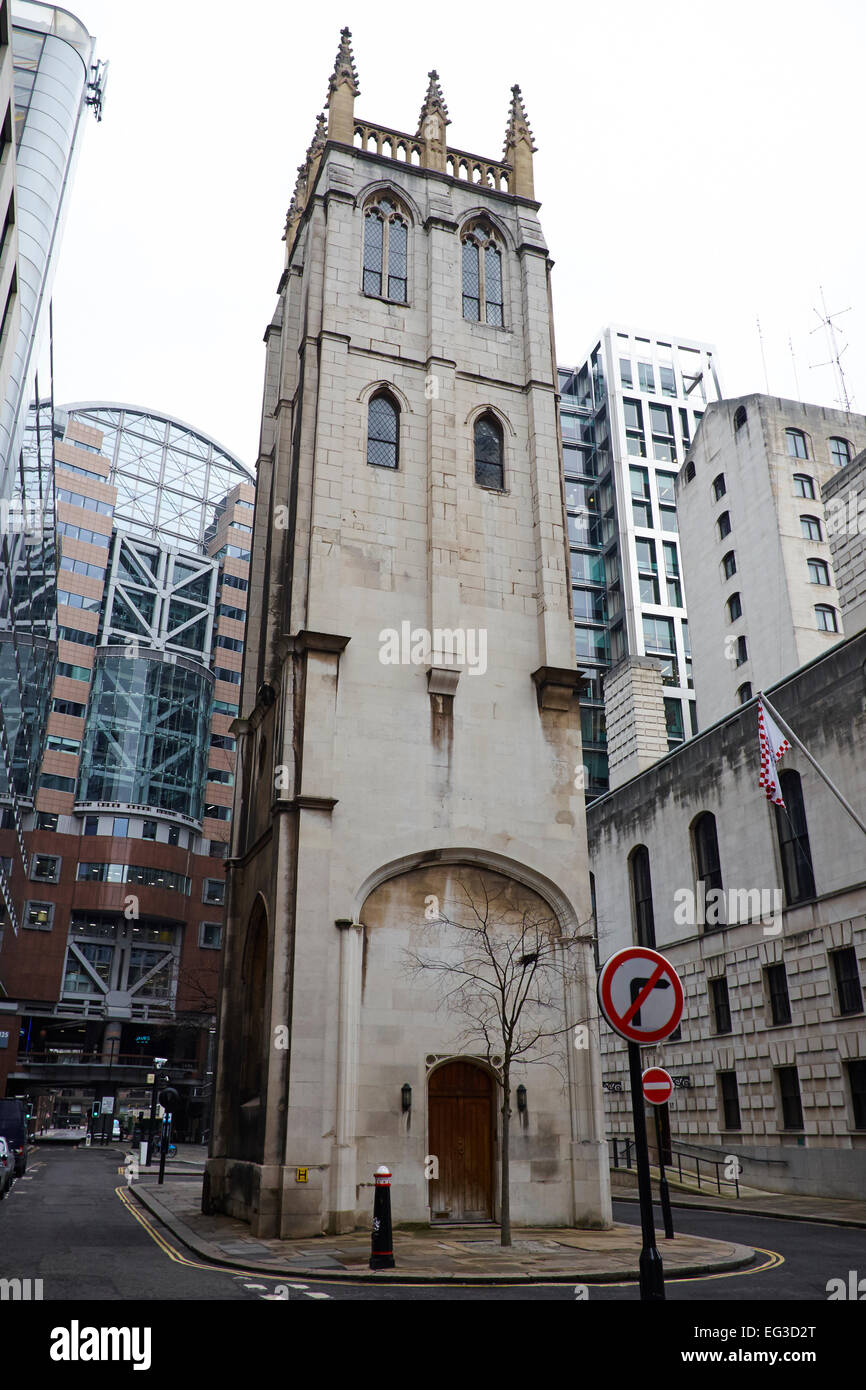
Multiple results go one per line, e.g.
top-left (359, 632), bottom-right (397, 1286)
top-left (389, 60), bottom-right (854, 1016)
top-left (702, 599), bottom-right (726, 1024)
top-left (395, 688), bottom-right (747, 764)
top-left (130, 1169), bottom-right (756, 1283)
top-left (611, 1181), bottom-right (866, 1228)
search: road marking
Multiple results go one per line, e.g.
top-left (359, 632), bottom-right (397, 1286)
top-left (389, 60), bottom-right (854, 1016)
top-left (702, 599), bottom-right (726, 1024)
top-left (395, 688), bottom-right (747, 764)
top-left (116, 1188), bottom-right (784, 1293)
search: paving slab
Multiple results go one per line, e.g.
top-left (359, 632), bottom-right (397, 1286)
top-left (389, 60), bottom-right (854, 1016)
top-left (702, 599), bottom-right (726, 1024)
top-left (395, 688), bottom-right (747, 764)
top-left (132, 1180), bottom-right (756, 1284)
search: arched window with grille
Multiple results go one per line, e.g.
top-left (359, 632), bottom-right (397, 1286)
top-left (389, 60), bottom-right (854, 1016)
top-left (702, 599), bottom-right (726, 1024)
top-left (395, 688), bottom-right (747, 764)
top-left (629, 845), bottom-right (655, 947)
top-left (461, 222), bottom-right (504, 325)
top-left (367, 391), bottom-right (399, 469)
top-left (775, 769), bottom-right (816, 904)
top-left (474, 412), bottom-right (504, 489)
top-left (362, 195), bottom-right (409, 302)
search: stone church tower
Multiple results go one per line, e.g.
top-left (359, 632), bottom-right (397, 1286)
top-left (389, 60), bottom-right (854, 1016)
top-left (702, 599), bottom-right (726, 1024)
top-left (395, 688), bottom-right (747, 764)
top-left (206, 31), bottom-right (611, 1238)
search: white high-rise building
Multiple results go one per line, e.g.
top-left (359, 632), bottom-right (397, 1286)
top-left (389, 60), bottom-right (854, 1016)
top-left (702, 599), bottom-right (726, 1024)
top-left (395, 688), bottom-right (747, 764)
top-left (559, 326), bottom-right (721, 790)
top-left (676, 394), bottom-right (866, 727)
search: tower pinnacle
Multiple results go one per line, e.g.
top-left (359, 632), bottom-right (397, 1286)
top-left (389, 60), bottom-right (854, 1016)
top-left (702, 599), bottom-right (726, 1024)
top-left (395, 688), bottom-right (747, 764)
top-left (417, 69), bottom-right (450, 172)
top-left (326, 27), bottom-right (359, 144)
top-left (503, 84), bottom-right (537, 198)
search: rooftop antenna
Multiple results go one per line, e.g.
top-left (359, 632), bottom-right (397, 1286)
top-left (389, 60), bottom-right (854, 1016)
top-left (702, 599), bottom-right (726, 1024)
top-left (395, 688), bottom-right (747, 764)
top-left (809, 285), bottom-right (853, 412)
top-left (756, 317), bottom-right (770, 395)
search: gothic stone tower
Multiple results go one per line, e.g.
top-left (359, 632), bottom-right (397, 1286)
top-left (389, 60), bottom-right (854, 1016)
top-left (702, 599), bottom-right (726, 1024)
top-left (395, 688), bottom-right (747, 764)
top-left (206, 31), bottom-right (612, 1238)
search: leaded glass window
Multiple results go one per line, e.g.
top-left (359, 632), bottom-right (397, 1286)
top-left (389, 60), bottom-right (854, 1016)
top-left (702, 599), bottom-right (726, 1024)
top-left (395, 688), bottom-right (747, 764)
top-left (362, 196), bottom-right (409, 303)
top-left (461, 223), bottom-right (504, 325)
top-left (474, 414), bottom-right (504, 489)
top-left (367, 392), bottom-right (399, 469)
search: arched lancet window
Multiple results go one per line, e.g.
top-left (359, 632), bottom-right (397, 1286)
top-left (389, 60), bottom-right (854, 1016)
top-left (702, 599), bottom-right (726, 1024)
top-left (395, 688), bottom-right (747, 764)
top-left (629, 845), bottom-right (655, 948)
top-left (461, 222), bottom-right (503, 325)
top-left (362, 195), bottom-right (409, 302)
top-left (239, 907), bottom-right (267, 1104)
top-left (733, 405), bottom-right (747, 432)
top-left (367, 391), bottom-right (399, 469)
top-left (712, 473), bottom-right (726, 500)
top-left (775, 769), bottom-right (816, 904)
top-left (693, 813), bottom-right (723, 922)
top-left (474, 412), bottom-right (504, 489)
top-left (737, 682), bottom-right (752, 704)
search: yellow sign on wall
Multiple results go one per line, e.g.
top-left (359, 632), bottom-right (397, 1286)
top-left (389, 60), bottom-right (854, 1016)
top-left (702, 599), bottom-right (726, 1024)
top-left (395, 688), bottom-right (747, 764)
top-left (295, 1167), bottom-right (308, 1183)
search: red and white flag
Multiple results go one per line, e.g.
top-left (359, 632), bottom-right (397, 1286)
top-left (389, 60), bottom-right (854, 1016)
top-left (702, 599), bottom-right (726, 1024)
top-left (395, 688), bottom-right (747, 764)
top-left (758, 697), bottom-right (791, 807)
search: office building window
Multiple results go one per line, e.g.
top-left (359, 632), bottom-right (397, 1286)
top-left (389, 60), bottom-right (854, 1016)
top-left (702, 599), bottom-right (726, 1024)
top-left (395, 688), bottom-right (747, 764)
top-left (733, 404), bottom-right (747, 432)
top-left (808, 558), bottom-right (830, 585)
top-left (663, 541), bottom-right (682, 607)
top-left (199, 922), bottom-right (223, 950)
top-left (659, 365), bottom-right (676, 397)
top-left (735, 634), bottom-right (748, 666)
top-left (765, 963), bottom-right (792, 1025)
top-left (629, 845), bottom-right (655, 948)
top-left (30, 854), bottom-right (60, 883)
top-left (775, 770), bottom-right (816, 903)
top-left (693, 811), bottom-right (723, 903)
top-left (712, 473), bottom-right (726, 501)
top-left (710, 978), bottom-right (732, 1035)
top-left (203, 878), bottom-right (225, 905)
top-left (630, 466), bottom-right (652, 528)
top-left (727, 592), bottom-right (742, 621)
top-left (831, 946), bottom-right (863, 1016)
top-left (717, 511), bottom-right (731, 540)
top-left (619, 358), bottom-right (633, 388)
top-left (624, 398), bottom-right (646, 457)
top-left (800, 515), bottom-right (823, 541)
top-left (829, 436), bottom-right (852, 468)
top-left (722, 551), bottom-right (736, 579)
top-left (718, 1071), bottom-right (741, 1129)
top-left (638, 362), bottom-right (655, 393)
top-left (776, 1066), bottom-right (804, 1129)
top-left (142, 821), bottom-right (157, 840)
top-left (737, 682), bottom-right (753, 704)
top-left (786, 428), bottom-right (808, 459)
top-left (847, 1060), bottom-right (866, 1130)
top-left (793, 474), bottom-right (815, 499)
top-left (24, 901), bottom-right (54, 931)
top-left (815, 604), bottom-right (838, 632)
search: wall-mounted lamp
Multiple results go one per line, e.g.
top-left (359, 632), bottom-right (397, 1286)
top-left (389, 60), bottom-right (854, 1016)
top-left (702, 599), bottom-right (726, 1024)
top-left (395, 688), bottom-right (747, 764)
top-left (516, 1084), bottom-right (527, 1114)
top-left (401, 1083), bottom-right (412, 1113)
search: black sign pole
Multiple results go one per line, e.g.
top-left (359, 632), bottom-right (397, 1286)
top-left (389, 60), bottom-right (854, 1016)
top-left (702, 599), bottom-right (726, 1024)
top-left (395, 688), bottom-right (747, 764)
top-left (654, 1104), bottom-right (675, 1239)
top-left (627, 1040), bottom-right (665, 1301)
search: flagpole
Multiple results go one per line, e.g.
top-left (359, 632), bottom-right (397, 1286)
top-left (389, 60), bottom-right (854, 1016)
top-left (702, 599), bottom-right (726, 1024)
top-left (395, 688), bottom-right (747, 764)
top-left (759, 692), bottom-right (866, 839)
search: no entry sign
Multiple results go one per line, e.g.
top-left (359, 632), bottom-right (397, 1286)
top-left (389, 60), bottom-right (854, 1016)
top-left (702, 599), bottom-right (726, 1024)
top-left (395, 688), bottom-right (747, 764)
top-left (597, 947), bottom-right (684, 1045)
top-left (642, 1067), bottom-right (674, 1106)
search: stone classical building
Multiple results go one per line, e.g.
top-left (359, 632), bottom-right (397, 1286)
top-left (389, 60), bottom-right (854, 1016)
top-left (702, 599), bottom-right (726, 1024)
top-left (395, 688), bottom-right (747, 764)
top-left (206, 31), bottom-right (610, 1238)
top-left (676, 394), bottom-right (866, 727)
top-left (587, 628), bottom-right (866, 1199)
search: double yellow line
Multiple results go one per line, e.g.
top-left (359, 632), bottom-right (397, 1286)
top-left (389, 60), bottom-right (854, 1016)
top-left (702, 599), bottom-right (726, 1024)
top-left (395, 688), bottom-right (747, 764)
top-left (115, 1185), bottom-right (785, 1290)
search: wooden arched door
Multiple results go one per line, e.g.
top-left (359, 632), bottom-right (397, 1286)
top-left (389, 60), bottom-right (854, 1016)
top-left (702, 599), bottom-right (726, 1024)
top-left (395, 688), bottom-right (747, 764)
top-left (428, 1060), bottom-right (495, 1223)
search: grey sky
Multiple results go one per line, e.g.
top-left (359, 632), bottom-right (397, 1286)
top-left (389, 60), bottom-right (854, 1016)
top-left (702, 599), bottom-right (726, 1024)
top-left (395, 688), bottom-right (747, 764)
top-left (51, 0), bottom-right (866, 468)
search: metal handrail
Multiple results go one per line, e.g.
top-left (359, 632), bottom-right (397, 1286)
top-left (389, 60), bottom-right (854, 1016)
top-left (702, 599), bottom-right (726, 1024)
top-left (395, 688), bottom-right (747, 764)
top-left (609, 1133), bottom-right (740, 1197)
top-left (16, 1051), bottom-right (199, 1071)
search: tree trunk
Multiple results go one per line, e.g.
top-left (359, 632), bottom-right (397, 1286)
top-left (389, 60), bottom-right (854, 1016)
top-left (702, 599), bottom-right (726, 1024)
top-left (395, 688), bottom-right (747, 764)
top-left (500, 1070), bottom-right (511, 1247)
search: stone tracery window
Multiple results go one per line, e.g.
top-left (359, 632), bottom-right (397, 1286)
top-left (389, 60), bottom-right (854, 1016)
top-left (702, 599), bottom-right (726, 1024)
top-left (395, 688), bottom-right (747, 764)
top-left (461, 222), bottom-right (503, 325)
top-left (362, 194), bottom-right (409, 302)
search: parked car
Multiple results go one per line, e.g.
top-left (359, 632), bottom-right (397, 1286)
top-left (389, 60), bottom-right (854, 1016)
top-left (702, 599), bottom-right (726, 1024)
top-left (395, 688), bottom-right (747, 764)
top-left (0, 1099), bottom-right (26, 1176)
top-left (0, 1137), bottom-right (13, 1199)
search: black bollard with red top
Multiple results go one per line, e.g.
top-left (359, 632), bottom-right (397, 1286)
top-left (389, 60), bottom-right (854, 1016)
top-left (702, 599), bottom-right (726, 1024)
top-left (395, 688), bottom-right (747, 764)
top-left (369, 1165), bottom-right (395, 1269)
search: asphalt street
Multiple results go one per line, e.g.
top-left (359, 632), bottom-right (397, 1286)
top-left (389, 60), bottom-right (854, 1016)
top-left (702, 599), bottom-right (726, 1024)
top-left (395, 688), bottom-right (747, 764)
top-left (2, 1145), bottom-right (865, 1304)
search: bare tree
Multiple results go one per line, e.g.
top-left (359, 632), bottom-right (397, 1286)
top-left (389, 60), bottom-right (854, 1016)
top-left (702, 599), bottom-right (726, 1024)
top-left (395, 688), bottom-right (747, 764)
top-left (404, 873), bottom-right (589, 1247)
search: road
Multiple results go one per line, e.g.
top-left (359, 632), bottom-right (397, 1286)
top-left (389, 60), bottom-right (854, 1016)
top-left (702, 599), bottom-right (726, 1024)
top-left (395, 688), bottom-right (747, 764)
top-left (2, 1146), bottom-right (865, 1303)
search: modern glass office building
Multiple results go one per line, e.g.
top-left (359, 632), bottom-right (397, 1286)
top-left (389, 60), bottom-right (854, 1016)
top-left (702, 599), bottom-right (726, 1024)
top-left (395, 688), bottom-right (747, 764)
top-left (559, 326), bottom-right (722, 799)
top-left (0, 405), bottom-right (255, 1138)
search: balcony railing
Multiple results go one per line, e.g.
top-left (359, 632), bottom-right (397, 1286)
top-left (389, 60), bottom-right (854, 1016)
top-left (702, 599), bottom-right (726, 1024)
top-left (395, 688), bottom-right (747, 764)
top-left (16, 1051), bottom-right (200, 1071)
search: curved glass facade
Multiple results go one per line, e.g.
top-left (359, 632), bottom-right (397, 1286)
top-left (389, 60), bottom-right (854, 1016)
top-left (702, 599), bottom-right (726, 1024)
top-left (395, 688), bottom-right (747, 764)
top-left (77, 651), bottom-right (213, 820)
top-left (64, 404), bottom-right (254, 547)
